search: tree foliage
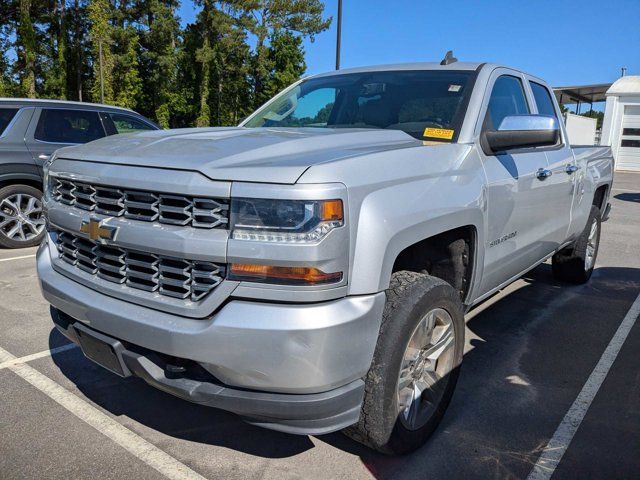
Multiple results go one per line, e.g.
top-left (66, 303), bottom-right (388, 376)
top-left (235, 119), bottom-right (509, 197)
top-left (0, 0), bottom-right (331, 127)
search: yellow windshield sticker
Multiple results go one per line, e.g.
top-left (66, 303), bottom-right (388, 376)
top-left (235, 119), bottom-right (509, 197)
top-left (423, 128), bottom-right (454, 140)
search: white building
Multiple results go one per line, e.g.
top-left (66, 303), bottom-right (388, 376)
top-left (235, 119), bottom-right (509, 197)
top-left (601, 76), bottom-right (640, 171)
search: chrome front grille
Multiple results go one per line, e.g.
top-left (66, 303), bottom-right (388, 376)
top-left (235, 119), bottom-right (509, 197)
top-left (52, 178), bottom-right (229, 229)
top-left (54, 230), bottom-right (225, 301)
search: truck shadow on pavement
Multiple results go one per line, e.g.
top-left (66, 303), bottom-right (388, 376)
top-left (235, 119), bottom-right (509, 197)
top-left (614, 192), bottom-right (640, 203)
top-left (49, 263), bottom-right (640, 477)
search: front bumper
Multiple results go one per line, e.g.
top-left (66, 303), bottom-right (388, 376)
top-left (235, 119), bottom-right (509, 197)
top-left (37, 241), bottom-right (385, 434)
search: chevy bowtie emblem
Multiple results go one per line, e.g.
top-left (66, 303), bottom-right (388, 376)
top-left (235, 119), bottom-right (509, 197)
top-left (80, 218), bottom-right (117, 242)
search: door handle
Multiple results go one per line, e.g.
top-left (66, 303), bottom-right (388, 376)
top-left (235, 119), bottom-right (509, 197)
top-left (565, 164), bottom-right (579, 174)
top-left (38, 154), bottom-right (51, 161)
top-left (536, 168), bottom-right (553, 180)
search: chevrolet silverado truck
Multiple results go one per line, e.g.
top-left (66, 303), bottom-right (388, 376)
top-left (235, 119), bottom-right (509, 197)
top-left (37, 61), bottom-right (613, 454)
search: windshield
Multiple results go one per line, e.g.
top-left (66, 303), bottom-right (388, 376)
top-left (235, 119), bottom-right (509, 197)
top-left (244, 70), bottom-right (475, 141)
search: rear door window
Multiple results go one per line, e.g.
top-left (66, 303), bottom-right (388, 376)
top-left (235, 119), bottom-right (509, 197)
top-left (485, 75), bottom-right (530, 130)
top-left (35, 109), bottom-right (106, 144)
top-left (0, 108), bottom-right (19, 135)
top-left (108, 113), bottom-right (155, 134)
top-left (530, 82), bottom-right (558, 118)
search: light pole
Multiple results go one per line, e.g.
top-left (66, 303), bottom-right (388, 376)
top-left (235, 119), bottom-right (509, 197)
top-left (335, 0), bottom-right (342, 70)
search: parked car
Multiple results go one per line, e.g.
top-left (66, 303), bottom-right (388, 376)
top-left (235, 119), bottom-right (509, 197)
top-left (37, 62), bottom-right (613, 454)
top-left (0, 99), bottom-right (159, 248)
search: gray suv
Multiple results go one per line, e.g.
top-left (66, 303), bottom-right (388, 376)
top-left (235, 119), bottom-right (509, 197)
top-left (0, 99), bottom-right (158, 248)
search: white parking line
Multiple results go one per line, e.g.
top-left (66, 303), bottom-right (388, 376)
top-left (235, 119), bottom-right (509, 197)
top-left (0, 254), bottom-right (36, 262)
top-left (526, 291), bottom-right (640, 480)
top-left (0, 346), bottom-right (208, 480)
top-left (0, 343), bottom-right (78, 370)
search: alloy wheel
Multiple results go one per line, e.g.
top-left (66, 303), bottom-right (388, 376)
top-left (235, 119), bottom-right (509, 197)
top-left (584, 218), bottom-right (599, 271)
top-left (397, 307), bottom-right (456, 430)
top-left (0, 193), bottom-right (45, 242)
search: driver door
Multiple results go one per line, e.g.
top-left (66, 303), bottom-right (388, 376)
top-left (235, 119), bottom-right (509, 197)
top-left (477, 71), bottom-right (555, 296)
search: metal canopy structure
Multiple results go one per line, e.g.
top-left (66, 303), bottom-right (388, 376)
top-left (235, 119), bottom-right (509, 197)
top-left (553, 83), bottom-right (612, 113)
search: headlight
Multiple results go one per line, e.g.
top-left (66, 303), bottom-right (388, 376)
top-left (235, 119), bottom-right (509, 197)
top-left (230, 198), bottom-right (344, 243)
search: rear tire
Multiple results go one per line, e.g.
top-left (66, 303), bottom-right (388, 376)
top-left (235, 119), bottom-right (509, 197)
top-left (343, 271), bottom-right (465, 454)
top-left (0, 184), bottom-right (46, 249)
top-left (552, 206), bottom-right (601, 284)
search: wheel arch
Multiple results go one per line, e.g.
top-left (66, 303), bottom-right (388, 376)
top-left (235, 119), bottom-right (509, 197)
top-left (349, 205), bottom-right (485, 300)
top-left (0, 173), bottom-right (44, 192)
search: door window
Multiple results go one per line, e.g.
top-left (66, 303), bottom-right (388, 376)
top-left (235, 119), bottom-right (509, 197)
top-left (530, 82), bottom-right (558, 118)
top-left (0, 108), bottom-right (19, 135)
top-left (485, 75), bottom-right (530, 130)
top-left (109, 113), bottom-right (155, 134)
top-left (35, 109), bottom-right (106, 144)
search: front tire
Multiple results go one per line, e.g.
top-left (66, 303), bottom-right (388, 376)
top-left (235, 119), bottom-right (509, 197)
top-left (0, 184), bottom-right (46, 249)
top-left (552, 206), bottom-right (601, 284)
top-left (343, 271), bottom-right (465, 454)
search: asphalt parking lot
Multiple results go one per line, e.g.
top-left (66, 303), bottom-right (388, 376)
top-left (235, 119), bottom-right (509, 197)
top-left (1, 173), bottom-right (639, 480)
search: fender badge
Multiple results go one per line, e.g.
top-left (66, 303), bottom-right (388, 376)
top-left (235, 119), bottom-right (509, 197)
top-left (489, 231), bottom-right (517, 247)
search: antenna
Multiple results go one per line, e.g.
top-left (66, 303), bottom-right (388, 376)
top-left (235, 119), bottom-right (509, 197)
top-left (440, 51), bottom-right (458, 66)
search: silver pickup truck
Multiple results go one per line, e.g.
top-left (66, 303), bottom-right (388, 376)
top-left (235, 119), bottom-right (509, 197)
top-left (37, 61), bottom-right (613, 454)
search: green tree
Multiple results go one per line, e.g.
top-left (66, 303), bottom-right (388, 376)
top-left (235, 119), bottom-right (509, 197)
top-left (193, 1), bottom-right (252, 127)
top-left (42, 0), bottom-right (68, 99)
top-left (64, 0), bottom-right (92, 101)
top-left (88, 0), bottom-right (115, 103)
top-left (112, 25), bottom-right (142, 108)
top-left (264, 30), bottom-right (305, 99)
top-left (17, 0), bottom-right (38, 97)
top-left (235, 0), bottom-right (331, 108)
top-left (0, 0), bottom-right (327, 124)
top-left (0, 9), bottom-right (13, 96)
top-left (137, 0), bottom-right (182, 127)
top-left (195, 36), bottom-right (213, 126)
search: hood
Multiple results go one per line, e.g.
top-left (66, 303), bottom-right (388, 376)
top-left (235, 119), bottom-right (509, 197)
top-left (56, 127), bottom-right (422, 184)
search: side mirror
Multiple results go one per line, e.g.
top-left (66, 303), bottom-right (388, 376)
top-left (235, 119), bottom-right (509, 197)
top-left (484, 115), bottom-right (559, 154)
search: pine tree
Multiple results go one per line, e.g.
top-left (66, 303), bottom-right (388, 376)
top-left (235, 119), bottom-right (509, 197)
top-left (264, 30), bottom-right (305, 99)
top-left (68, 0), bottom-right (91, 101)
top-left (137, 0), bottom-right (182, 127)
top-left (0, 8), bottom-right (13, 96)
top-left (0, 0), bottom-right (329, 123)
top-left (235, 0), bottom-right (331, 108)
top-left (112, 25), bottom-right (142, 108)
top-left (88, 0), bottom-right (115, 103)
top-left (17, 0), bottom-right (38, 98)
top-left (43, 0), bottom-right (68, 99)
top-left (195, 36), bottom-right (213, 127)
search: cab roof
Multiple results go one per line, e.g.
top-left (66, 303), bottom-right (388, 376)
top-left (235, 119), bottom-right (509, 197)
top-left (311, 62), bottom-right (487, 79)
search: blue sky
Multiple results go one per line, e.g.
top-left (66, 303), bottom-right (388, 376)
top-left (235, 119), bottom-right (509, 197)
top-left (179, 0), bottom-right (640, 89)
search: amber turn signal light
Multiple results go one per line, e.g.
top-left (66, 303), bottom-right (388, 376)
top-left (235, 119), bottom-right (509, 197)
top-left (229, 264), bottom-right (343, 285)
top-left (320, 199), bottom-right (344, 222)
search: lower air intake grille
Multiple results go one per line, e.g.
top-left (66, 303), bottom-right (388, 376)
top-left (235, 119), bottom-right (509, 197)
top-left (54, 230), bottom-right (225, 301)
